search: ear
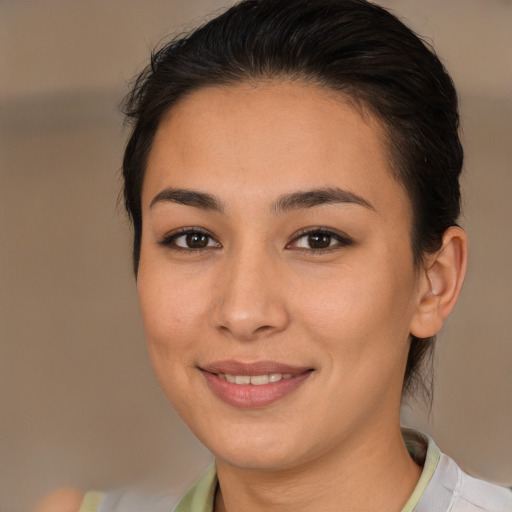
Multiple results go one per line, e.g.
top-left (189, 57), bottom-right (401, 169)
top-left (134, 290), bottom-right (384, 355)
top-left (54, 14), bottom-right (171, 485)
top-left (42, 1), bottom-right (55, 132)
top-left (409, 226), bottom-right (468, 338)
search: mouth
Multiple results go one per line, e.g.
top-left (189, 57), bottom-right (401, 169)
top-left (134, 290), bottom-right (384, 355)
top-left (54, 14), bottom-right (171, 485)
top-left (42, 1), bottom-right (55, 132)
top-left (200, 360), bottom-right (314, 408)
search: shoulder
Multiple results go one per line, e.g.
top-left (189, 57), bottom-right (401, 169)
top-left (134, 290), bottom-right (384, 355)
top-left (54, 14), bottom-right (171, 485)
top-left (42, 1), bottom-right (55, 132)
top-left (403, 430), bottom-right (512, 512)
top-left (32, 488), bottom-right (84, 512)
top-left (452, 463), bottom-right (512, 512)
top-left (420, 451), bottom-right (512, 512)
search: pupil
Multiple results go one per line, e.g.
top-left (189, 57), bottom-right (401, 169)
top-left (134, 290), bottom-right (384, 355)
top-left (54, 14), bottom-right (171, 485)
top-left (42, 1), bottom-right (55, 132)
top-left (309, 233), bottom-right (331, 249)
top-left (186, 233), bottom-right (208, 248)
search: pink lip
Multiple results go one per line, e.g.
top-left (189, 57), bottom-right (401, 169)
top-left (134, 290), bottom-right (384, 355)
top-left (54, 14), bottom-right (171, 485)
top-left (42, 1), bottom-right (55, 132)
top-left (201, 360), bottom-right (312, 376)
top-left (200, 360), bottom-right (314, 409)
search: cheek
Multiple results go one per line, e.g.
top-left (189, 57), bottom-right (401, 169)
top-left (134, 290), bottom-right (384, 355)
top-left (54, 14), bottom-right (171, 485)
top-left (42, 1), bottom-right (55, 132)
top-left (295, 269), bottom-right (415, 421)
top-left (297, 269), bottom-right (395, 333)
top-left (136, 267), bottom-right (209, 412)
top-left (295, 256), bottom-right (416, 363)
top-left (136, 261), bottom-right (209, 361)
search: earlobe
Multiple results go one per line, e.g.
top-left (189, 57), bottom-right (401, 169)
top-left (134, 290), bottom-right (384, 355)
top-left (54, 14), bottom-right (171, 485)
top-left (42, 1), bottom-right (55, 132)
top-left (410, 226), bottom-right (468, 339)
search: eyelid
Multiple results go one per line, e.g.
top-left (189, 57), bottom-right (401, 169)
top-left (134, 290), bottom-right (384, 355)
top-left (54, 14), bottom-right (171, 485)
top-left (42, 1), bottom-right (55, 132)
top-left (157, 226), bottom-right (351, 253)
top-left (157, 227), bottom-right (221, 250)
top-left (286, 227), bottom-right (353, 251)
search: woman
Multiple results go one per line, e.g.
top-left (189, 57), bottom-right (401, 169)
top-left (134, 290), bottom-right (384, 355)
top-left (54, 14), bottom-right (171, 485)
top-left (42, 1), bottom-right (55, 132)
top-left (38, 0), bottom-right (512, 510)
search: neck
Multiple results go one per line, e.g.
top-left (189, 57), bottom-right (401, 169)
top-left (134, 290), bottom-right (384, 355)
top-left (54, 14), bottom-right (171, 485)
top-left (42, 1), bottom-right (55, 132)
top-left (214, 423), bottom-right (421, 512)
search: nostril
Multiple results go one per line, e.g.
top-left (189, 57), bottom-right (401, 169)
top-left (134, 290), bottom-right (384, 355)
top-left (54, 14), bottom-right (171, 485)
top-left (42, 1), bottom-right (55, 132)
top-left (255, 324), bottom-right (274, 333)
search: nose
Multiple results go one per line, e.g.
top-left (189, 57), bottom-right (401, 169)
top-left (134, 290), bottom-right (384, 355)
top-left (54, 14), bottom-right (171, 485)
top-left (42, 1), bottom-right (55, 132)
top-left (210, 247), bottom-right (290, 341)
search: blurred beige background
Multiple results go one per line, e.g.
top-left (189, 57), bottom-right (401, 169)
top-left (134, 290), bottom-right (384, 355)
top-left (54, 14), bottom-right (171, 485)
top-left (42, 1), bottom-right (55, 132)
top-left (1, 1), bottom-right (511, 511)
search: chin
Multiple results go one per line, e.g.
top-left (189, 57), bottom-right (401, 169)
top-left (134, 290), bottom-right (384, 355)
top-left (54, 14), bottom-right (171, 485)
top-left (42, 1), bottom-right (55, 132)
top-left (197, 424), bottom-right (315, 472)
top-left (215, 447), bottom-right (301, 472)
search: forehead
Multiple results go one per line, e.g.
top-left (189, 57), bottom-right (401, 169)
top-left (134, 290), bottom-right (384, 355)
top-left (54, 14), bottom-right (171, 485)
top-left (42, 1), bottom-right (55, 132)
top-left (143, 81), bottom-right (409, 217)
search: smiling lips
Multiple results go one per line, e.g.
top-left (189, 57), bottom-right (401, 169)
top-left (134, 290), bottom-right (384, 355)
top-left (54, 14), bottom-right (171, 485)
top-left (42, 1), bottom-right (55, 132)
top-left (200, 361), bottom-right (313, 408)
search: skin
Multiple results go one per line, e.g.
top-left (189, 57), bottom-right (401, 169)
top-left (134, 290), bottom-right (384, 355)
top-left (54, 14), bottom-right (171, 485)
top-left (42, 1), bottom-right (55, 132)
top-left (136, 81), bottom-right (467, 512)
top-left (35, 81), bottom-right (466, 512)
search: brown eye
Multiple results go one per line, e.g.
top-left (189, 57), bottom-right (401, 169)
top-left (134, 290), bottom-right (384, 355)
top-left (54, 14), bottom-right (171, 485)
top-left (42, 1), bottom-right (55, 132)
top-left (307, 233), bottom-right (332, 249)
top-left (185, 232), bottom-right (209, 248)
top-left (289, 229), bottom-right (352, 252)
top-left (159, 229), bottom-right (221, 250)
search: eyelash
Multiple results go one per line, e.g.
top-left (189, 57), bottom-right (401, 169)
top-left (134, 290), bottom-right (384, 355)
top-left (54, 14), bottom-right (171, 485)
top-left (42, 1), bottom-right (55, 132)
top-left (157, 227), bottom-right (221, 253)
top-left (287, 228), bottom-right (353, 254)
top-left (157, 227), bottom-right (353, 254)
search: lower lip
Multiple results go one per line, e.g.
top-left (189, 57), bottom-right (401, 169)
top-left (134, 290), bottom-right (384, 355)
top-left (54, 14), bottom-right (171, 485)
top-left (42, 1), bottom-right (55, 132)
top-left (201, 370), bottom-right (313, 408)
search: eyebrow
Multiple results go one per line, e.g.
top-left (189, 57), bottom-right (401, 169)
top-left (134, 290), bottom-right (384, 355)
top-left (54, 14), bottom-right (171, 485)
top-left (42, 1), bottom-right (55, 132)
top-left (150, 187), bottom-right (225, 213)
top-left (149, 186), bottom-right (374, 214)
top-left (271, 187), bottom-right (375, 214)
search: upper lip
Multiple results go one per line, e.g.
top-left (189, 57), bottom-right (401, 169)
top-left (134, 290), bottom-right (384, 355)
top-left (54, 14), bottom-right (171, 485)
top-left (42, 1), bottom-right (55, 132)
top-left (200, 360), bottom-right (313, 376)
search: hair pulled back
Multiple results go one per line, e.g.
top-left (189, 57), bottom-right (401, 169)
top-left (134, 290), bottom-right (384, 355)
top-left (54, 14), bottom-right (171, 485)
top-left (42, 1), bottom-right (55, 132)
top-left (122, 0), bottom-right (463, 399)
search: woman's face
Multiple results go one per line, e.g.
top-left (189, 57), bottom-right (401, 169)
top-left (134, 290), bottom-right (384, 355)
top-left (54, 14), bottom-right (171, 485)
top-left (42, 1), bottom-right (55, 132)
top-left (137, 82), bottom-right (424, 471)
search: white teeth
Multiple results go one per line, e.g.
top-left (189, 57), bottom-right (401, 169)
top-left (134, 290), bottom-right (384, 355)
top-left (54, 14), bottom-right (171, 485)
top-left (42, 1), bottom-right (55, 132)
top-left (250, 374), bottom-right (269, 385)
top-left (218, 372), bottom-right (292, 385)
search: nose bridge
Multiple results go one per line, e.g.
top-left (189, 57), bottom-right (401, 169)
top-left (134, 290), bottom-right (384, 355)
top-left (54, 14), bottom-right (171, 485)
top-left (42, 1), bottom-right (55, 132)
top-left (211, 240), bottom-right (289, 340)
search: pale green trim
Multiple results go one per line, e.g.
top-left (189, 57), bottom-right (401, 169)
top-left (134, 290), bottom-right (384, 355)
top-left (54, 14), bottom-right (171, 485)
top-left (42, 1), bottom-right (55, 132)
top-left (400, 431), bottom-right (440, 512)
top-left (174, 464), bottom-right (217, 512)
top-left (173, 430), bottom-right (439, 512)
top-left (78, 491), bottom-right (105, 512)
top-left (85, 430), bottom-right (436, 511)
